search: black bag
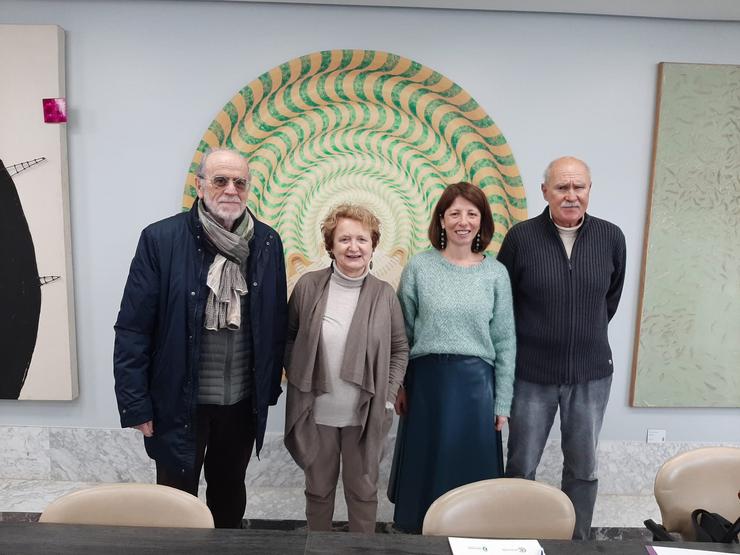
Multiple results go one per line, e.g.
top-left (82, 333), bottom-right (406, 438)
top-left (691, 509), bottom-right (740, 543)
top-left (644, 518), bottom-right (677, 542)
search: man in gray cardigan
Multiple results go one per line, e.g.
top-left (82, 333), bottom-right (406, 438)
top-left (497, 156), bottom-right (626, 540)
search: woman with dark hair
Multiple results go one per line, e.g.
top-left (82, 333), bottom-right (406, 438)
top-left (284, 203), bottom-right (408, 534)
top-left (388, 182), bottom-right (516, 533)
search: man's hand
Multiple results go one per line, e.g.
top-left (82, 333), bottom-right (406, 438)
top-left (495, 415), bottom-right (508, 431)
top-left (394, 387), bottom-right (408, 416)
top-left (133, 421), bottom-right (154, 437)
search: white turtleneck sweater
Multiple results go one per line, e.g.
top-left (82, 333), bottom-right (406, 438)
top-left (313, 263), bottom-right (367, 427)
top-left (551, 209), bottom-right (584, 259)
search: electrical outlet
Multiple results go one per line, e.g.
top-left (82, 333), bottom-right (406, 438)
top-left (647, 429), bottom-right (666, 443)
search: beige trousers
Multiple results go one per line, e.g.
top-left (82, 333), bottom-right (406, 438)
top-left (304, 424), bottom-right (379, 533)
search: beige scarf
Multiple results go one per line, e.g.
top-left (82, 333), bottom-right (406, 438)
top-left (197, 200), bottom-right (254, 330)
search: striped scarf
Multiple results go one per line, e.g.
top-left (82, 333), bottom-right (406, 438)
top-left (197, 201), bottom-right (254, 330)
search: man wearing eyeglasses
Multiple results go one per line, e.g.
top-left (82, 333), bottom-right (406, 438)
top-left (114, 148), bottom-right (287, 528)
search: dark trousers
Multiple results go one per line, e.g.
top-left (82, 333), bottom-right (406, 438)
top-left (505, 376), bottom-right (612, 540)
top-left (156, 398), bottom-right (255, 528)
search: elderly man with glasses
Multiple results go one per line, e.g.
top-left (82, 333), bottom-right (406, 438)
top-left (114, 148), bottom-right (287, 528)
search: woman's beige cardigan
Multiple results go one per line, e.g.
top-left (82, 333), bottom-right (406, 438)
top-left (283, 267), bottom-right (409, 474)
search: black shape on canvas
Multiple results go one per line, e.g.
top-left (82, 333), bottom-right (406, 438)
top-left (0, 159), bottom-right (42, 399)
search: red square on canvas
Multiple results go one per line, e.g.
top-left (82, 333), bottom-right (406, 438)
top-left (42, 98), bottom-right (67, 123)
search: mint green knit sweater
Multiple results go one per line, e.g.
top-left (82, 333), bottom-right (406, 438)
top-left (397, 249), bottom-right (516, 416)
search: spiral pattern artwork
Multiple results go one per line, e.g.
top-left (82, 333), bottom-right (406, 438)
top-left (184, 49), bottom-right (527, 291)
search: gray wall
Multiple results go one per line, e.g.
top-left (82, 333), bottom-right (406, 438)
top-left (1, 0), bottom-right (739, 442)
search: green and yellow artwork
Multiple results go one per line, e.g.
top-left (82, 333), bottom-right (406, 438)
top-left (183, 49), bottom-right (527, 291)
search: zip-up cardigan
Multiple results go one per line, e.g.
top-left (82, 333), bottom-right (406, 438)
top-left (497, 207), bottom-right (626, 384)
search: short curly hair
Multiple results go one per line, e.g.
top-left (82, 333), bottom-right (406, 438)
top-left (321, 204), bottom-right (381, 258)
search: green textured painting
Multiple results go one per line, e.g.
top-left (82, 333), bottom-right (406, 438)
top-left (183, 49), bottom-right (527, 292)
top-left (631, 63), bottom-right (740, 407)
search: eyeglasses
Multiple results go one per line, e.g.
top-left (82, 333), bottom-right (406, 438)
top-left (199, 175), bottom-right (249, 190)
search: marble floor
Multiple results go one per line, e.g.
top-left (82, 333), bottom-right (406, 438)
top-left (0, 478), bottom-right (660, 533)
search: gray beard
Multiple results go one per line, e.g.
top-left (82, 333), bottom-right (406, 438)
top-left (203, 197), bottom-right (246, 230)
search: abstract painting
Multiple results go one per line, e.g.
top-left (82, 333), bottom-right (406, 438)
top-left (182, 49), bottom-right (527, 292)
top-left (631, 62), bottom-right (740, 407)
top-left (0, 25), bottom-right (78, 400)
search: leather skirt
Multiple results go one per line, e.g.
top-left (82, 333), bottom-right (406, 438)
top-left (388, 354), bottom-right (504, 533)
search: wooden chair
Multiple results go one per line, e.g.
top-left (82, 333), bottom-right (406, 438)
top-left (422, 477), bottom-right (575, 539)
top-left (654, 446), bottom-right (740, 540)
top-left (39, 483), bottom-right (214, 528)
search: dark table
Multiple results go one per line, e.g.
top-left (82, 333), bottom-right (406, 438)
top-left (1, 522), bottom-right (739, 554)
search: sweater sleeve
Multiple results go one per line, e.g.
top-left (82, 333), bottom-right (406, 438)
top-left (496, 229), bottom-right (517, 281)
top-left (490, 265), bottom-right (517, 417)
top-left (386, 292), bottom-right (410, 403)
top-left (270, 234), bottom-right (288, 405)
top-left (396, 259), bottom-right (418, 346)
top-left (606, 228), bottom-right (627, 322)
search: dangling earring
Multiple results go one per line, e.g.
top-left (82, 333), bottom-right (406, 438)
top-left (474, 232), bottom-right (481, 252)
top-left (440, 227), bottom-right (447, 249)
top-left (369, 259), bottom-right (374, 270)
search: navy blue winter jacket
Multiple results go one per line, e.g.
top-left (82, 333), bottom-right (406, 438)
top-left (114, 201), bottom-right (287, 473)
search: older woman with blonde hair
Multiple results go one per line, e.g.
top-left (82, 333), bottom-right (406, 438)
top-left (284, 204), bottom-right (409, 533)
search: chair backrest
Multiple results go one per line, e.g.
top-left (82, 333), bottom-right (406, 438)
top-left (654, 446), bottom-right (740, 540)
top-left (39, 483), bottom-right (214, 528)
top-left (422, 478), bottom-right (575, 539)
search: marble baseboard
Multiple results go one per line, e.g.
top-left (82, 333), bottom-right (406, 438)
top-left (0, 427), bottom-right (153, 483)
top-left (1, 426), bottom-right (737, 497)
top-left (1, 427), bottom-right (50, 481)
top-left (0, 512), bottom-right (41, 523)
top-left (0, 479), bottom-right (98, 512)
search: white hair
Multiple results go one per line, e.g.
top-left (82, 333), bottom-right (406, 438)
top-left (196, 147), bottom-right (249, 177)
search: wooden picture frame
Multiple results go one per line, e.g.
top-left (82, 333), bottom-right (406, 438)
top-left (630, 62), bottom-right (740, 407)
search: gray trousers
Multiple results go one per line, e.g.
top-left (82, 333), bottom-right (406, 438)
top-left (504, 375), bottom-right (612, 540)
top-left (304, 424), bottom-right (378, 533)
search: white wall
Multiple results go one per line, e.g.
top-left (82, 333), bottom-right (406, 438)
top-left (1, 0), bottom-right (738, 442)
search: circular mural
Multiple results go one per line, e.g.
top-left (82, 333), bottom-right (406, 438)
top-left (184, 49), bottom-right (527, 291)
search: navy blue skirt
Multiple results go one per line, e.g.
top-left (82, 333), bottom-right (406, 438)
top-left (388, 354), bottom-right (504, 533)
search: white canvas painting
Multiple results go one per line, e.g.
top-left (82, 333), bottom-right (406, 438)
top-left (0, 24), bottom-right (78, 400)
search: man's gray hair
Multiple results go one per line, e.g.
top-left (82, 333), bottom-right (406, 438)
top-left (543, 156), bottom-right (591, 183)
top-left (196, 147), bottom-right (249, 177)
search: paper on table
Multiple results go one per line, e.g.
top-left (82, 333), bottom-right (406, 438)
top-left (448, 537), bottom-right (545, 555)
top-left (647, 546), bottom-right (730, 555)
